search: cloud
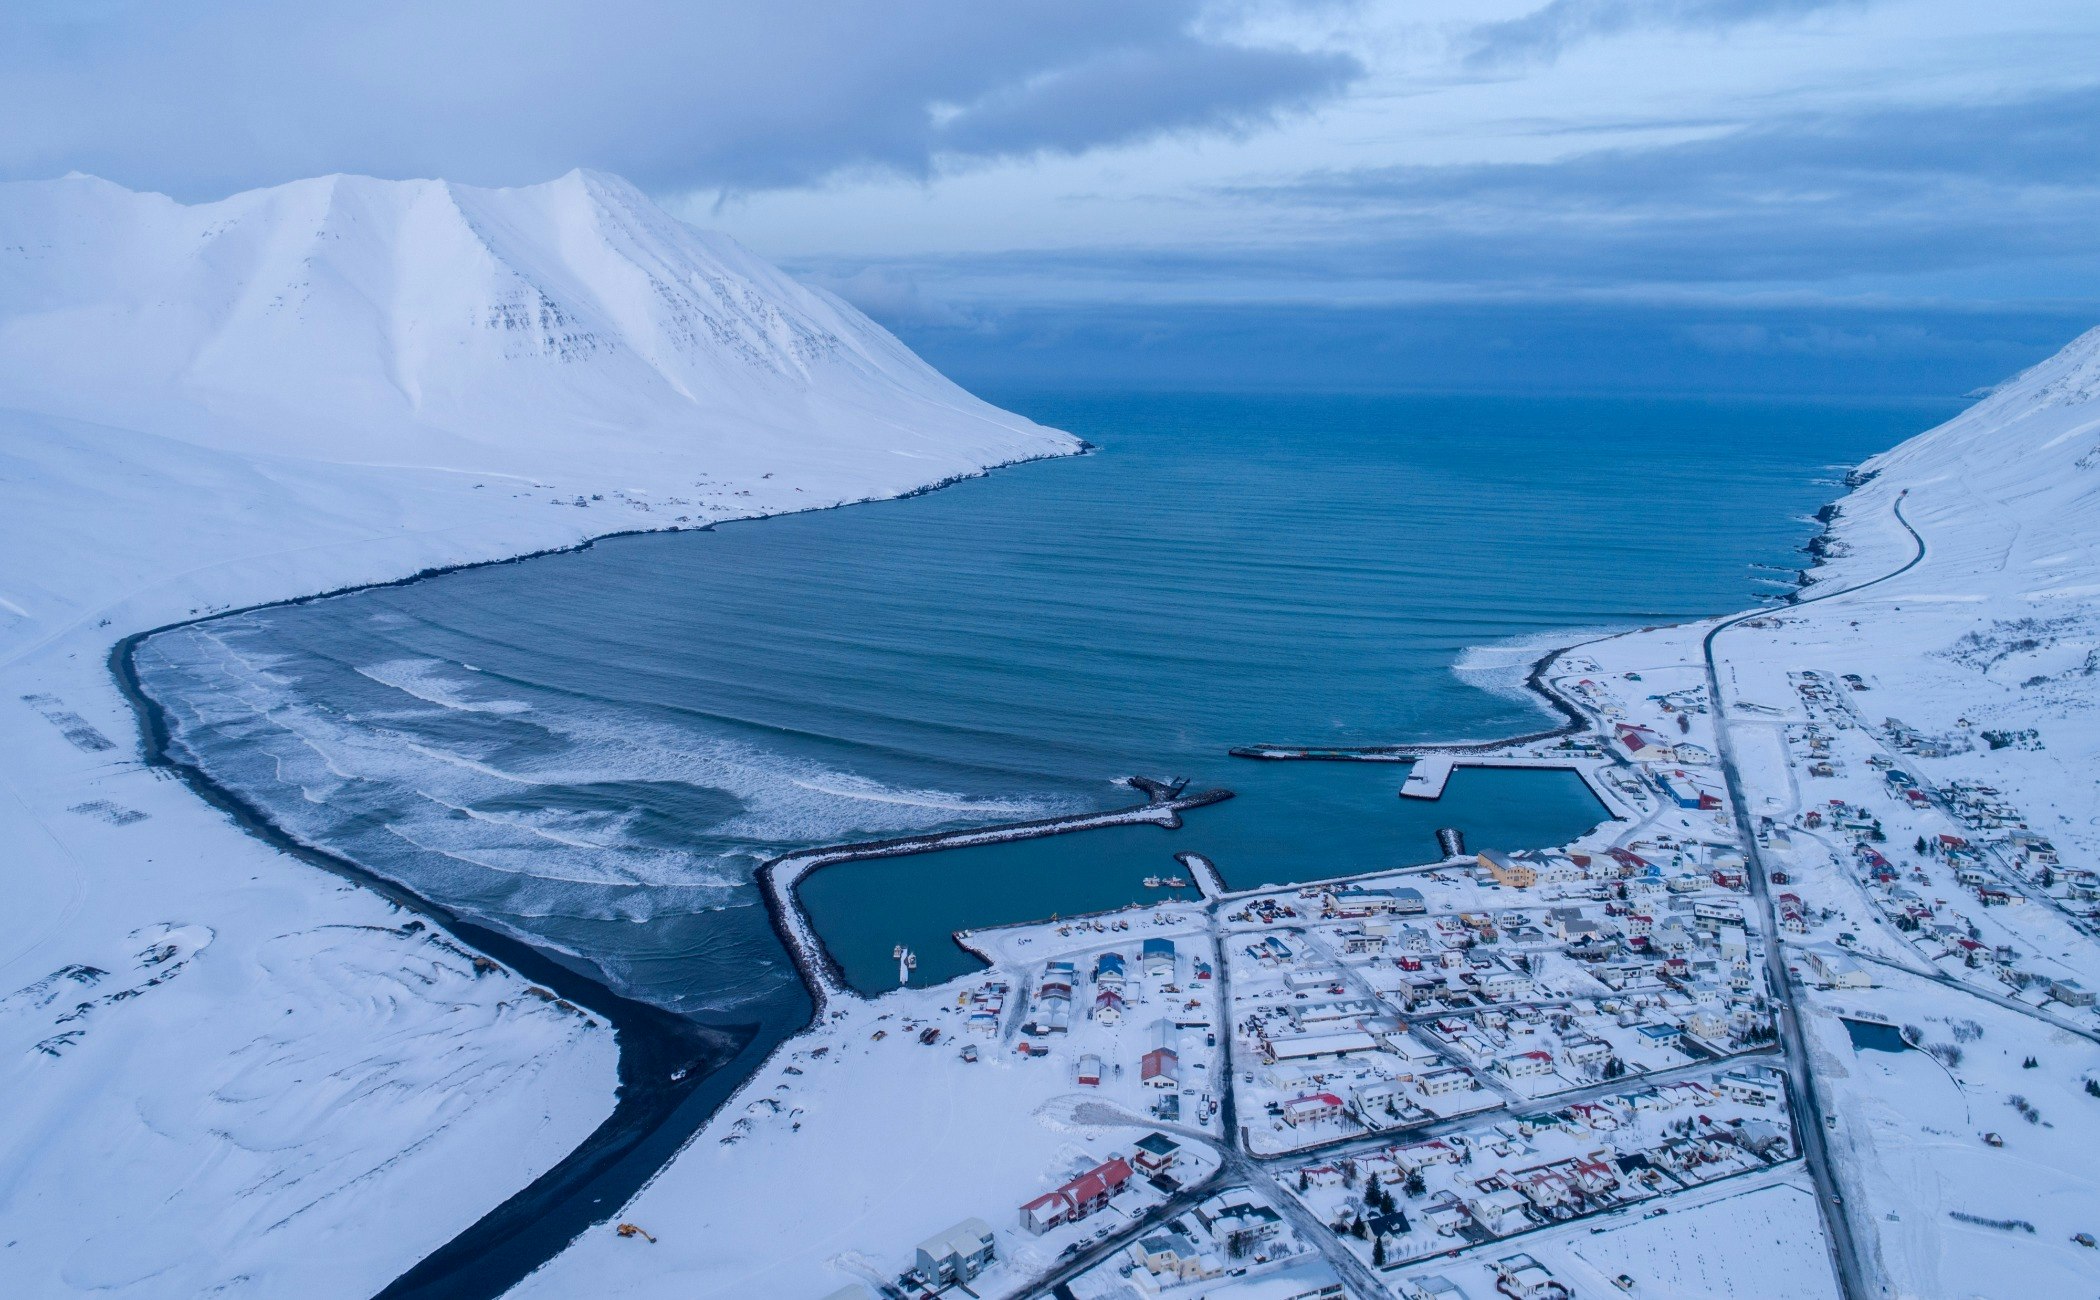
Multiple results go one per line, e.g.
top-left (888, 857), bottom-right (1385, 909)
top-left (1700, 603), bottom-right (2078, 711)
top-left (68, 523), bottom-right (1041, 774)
top-left (0, 1), bottom-right (1360, 199)
top-left (1201, 85), bottom-right (2100, 290)
top-left (1466, 0), bottom-right (1873, 69)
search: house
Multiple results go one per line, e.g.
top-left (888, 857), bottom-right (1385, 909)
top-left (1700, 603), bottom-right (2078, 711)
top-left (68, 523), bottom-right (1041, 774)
top-left (1561, 1036), bottom-right (1612, 1068)
top-left (1282, 1092), bottom-right (1346, 1126)
top-left (1466, 1187), bottom-right (1532, 1234)
top-left (1803, 950), bottom-right (1875, 989)
top-left (1094, 987), bottom-right (1126, 1024)
top-left (1129, 1231), bottom-right (1220, 1283)
top-left (1732, 1119), bottom-right (1788, 1159)
top-left (1417, 1067), bottom-right (1476, 1096)
top-left (1569, 1154), bottom-right (1618, 1195)
top-left (1694, 899), bottom-right (1745, 929)
top-left (1354, 1079), bottom-right (1408, 1117)
top-left (1510, 1165), bottom-right (1575, 1210)
top-left (1481, 969), bottom-right (1533, 1000)
top-left (1341, 923), bottom-right (1391, 955)
top-left (1497, 1049), bottom-right (1556, 1078)
top-left (1605, 847), bottom-right (1653, 878)
top-left (1494, 1253), bottom-right (1566, 1298)
top-left (1478, 849), bottom-right (1537, 889)
top-left (1142, 937), bottom-right (1176, 977)
top-left (1095, 952), bottom-right (1126, 988)
top-left (1133, 1132), bottom-right (1182, 1175)
top-left (1652, 919), bottom-right (1695, 954)
top-left (1396, 1139), bottom-right (1461, 1173)
top-left (1019, 1157), bottom-right (1134, 1232)
top-left (1141, 1047), bottom-right (1180, 1088)
top-left (1198, 1195), bottom-right (1285, 1253)
top-left (916, 1218), bottom-right (996, 1285)
top-left (2051, 979), bottom-right (2095, 1007)
top-left (1075, 1054), bottom-right (1104, 1086)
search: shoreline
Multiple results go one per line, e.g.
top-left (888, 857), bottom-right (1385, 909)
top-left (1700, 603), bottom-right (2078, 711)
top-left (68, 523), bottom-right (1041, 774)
top-left (110, 625), bottom-right (774, 1300)
top-left (97, 439), bottom-right (1090, 1300)
top-left (1227, 638), bottom-right (1610, 759)
top-left (97, 424), bottom-right (1853, 1297)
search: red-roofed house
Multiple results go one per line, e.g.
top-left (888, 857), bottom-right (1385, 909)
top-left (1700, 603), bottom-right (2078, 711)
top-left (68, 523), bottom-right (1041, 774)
top-left (1019, 1157), bottom-right (1135, 1233)
top-left (1141, 1047), bottom-right (1180, 1088)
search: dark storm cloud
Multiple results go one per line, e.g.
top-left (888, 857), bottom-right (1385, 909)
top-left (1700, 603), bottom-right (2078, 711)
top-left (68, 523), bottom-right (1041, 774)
top-left (0, 1), bottom-right (1359, 198)
top-left (1465, 0), bottom-right (1874, 69)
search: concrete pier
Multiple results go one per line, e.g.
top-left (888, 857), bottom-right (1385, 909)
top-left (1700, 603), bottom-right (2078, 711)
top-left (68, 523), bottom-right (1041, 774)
top-left (1399, 754), bottom-right (1454, 799)
top-left (1176, 851), bottom-right (1227, 899)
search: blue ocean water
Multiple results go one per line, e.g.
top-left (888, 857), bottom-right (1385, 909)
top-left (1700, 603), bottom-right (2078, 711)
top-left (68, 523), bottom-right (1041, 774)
top-left (132, 391), bottom-right (1948, 1013)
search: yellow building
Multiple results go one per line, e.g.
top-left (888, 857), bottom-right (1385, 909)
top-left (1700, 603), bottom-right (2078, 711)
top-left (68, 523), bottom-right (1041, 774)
top-left (1478, 849), bottom-right (1536, 889)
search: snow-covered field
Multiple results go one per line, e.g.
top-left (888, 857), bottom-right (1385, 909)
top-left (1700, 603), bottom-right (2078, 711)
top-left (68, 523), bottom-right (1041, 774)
top-left (0, 170), bottom-right (1074, 1298)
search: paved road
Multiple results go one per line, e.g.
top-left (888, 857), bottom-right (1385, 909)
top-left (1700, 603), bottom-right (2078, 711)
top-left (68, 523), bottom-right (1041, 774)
top-left (1701, 491), bottom-right (1927, 1300)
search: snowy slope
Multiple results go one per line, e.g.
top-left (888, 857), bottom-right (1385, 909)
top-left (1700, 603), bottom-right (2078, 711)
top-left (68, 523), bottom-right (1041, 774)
top-left (1805, 325), bottom-right (2100, 813)
top-left (0, 173), bottom-right (1075, 1299)
top-left (0, 169), bottom-right (1069, 490)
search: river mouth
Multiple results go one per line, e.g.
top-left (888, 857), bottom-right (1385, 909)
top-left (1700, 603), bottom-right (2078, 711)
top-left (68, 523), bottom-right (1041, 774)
top-left (127, 391), bottom-right (1942, 1025)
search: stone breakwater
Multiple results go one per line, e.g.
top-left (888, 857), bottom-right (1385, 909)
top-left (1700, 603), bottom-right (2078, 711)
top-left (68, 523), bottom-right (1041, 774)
top-left (757, 785), bottom-right (1234, 1014)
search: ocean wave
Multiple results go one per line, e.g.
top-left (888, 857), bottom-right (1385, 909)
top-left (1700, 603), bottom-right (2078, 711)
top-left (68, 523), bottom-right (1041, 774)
top-left (355, 657), bottom-right (531, 714)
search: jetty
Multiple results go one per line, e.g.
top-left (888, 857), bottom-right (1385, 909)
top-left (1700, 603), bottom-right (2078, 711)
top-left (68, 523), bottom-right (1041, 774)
top-left (757, 783), bottom-right (1234, 1013)
top-left (1175, 851), bottom-right (1227, 899)
top-left (1399, 753), bottom-right (1455, 799)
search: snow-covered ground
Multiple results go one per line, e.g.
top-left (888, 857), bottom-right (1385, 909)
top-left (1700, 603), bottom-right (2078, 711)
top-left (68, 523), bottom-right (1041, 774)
top-left (0, 170), bottom-right (1074, 1298)
top-left (7, 160), bottom-right (2098, 1300)
top-left (512, 917), bottom-right (1226, 1300)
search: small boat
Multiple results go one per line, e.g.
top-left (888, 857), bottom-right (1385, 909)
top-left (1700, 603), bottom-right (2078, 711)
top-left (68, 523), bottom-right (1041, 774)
top-left (1143, 875), bottom-right (1165, 889)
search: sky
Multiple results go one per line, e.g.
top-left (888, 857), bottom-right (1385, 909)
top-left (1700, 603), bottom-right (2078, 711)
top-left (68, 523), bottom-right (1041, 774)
top-left (4, 0), bottom-right (2097, 396)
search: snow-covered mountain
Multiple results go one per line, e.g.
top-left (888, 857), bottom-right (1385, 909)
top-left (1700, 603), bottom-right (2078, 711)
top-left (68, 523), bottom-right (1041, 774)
top-left (0, 172), bottom-right (1073, 1300)
top-left (0, 169), bottom-right (1071, 488)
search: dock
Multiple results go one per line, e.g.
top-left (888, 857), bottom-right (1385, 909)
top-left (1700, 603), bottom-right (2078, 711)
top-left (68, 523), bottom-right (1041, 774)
top-left (1176, 851), bottom-right (1227, 899)
top-left (1399, 754), bottom-right (1454, 799)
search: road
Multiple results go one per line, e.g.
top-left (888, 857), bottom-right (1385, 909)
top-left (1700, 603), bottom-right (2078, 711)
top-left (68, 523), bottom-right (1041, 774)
top-left (1018, 898), bottom-right (1395, 1300)
top-left (1700, 491), bottom-right (1927, 1300)
top-left (1024, 496), bottom-right (1929, 1300)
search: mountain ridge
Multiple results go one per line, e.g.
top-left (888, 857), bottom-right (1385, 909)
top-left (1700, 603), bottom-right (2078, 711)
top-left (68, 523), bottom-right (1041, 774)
top-left (0, 169), bottom-right (1073, 490)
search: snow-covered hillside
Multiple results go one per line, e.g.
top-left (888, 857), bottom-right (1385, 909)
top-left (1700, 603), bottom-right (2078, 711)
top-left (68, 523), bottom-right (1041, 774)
top-left (1804, 325), bottom-right (2100, 800)
top-left (0, 172), bottom-right (1074, 1299)
top-left (0, 169), bottom-right (1067, 490)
